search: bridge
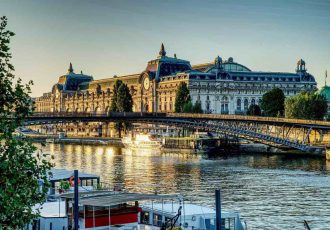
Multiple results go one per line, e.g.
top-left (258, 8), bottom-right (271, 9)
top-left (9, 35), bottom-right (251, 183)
top-left (27, 112), bottom-right (330, 157)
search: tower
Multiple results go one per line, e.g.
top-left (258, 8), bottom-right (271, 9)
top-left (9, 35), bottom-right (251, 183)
top-left (296, 59), bottom-right (306, 73)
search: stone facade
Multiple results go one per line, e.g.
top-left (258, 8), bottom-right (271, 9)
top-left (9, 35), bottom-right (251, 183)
top-left (35, 44), bottom-right (317, 115)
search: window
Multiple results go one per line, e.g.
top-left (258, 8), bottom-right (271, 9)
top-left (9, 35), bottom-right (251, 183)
top-left (244, 99), bottom-right (248, 110)
top-left (206, 102), bottom-right (210, 112)
top-left (140, 211), bottom-right (150, 224)
top-left (153, 214), bottom-right (162, 227)
top-left (205, 218), bottom-right (216, 230)
top-left (237, 98), bottom-right (241, 111)
top-left (251, 98), bottom-right (255, 105)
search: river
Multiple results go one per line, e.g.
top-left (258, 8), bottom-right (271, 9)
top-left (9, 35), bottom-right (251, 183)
top-left (41, 143), bottom-right (330, 229)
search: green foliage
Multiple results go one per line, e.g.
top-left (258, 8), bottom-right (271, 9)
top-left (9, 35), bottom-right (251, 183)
top-left (175, 82), bottom-right (190, 113)
top-left (110, 80), bottom-right (133, 137)
top-left (183, 100), bottom-right (193, 113)
top-left (60, 180), bottom-right (70, 190)
top-left (0, 16), bottom-right (52, 228)
top-left (192, 100), bottom-right (203, 113)
top-left (285, 91), bottom-right (328, 120)
top-left (95, 183), bottom-right (103, 191)
top-left (247, 104), bottom-right (261, 116)
top-left (260, 87), bottom-right (285, 117)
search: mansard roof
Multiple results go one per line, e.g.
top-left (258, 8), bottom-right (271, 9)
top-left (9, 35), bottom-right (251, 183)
top-left (145, 43), bottom-right (192, 81)
top-left (57, 63), bottom-right (93, 91)
top-left (319, 85), bottom-right (330, 101)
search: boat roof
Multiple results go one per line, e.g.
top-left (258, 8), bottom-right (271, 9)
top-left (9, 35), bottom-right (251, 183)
top-left (33, 201), bottom-right (66, 218)
top-left (142, 203), bottom-right (240, 219)
top-left (61, 192), bottom-right (180, 207)
top-left (49, 169), bottom-right (100, 182)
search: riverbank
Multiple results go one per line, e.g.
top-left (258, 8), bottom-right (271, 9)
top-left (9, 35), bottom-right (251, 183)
top-left (32, 136), bottom-right (124, 147)
top-left (30, 136), bottom-right (326, 158)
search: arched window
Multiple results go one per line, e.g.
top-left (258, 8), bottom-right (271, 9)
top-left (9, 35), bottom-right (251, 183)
top-left (237, 99), bottom-right (241, 111)
top-left (244, 99), bottom-right (248, 111)
top-left (251, 98), bottom-right (255, 105)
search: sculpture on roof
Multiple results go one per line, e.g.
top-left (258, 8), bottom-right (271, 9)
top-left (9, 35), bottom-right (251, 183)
top-left (215, 56), bottom-right (223, 69)
top-left (68, 62), bottom-right (74, 73)
top-left (159, 43), bottom-right (166, 57)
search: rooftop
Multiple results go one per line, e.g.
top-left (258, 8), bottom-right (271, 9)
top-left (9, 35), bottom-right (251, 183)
top-left (61, 192), bottom-right (180, 207)
top-left (49, 168), bottom-right (100, 183)
top-left (319, 85), bottom-right (330, 101)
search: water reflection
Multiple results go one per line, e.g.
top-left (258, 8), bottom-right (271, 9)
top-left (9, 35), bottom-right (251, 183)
top-left (39, 143), bottom-right (330, 229)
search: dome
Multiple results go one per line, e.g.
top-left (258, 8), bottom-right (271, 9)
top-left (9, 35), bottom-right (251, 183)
top-left (297, 59), bottom-right (305, 66)
top-left (319, 85), bottom-right (330, 101)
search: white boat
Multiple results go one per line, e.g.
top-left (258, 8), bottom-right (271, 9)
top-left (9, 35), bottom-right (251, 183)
top-left (140, 201), bottom-right (244, 230)
top-left (123, 133), bottom-right (162, 150)
top-left (45, 138), bottom-right (56, 143)
top-left (29, 192), bottom-right (244, 230)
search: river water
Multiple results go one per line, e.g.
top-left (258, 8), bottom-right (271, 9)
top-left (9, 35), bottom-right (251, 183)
top-left (42, 143), bottom-right (330, 229)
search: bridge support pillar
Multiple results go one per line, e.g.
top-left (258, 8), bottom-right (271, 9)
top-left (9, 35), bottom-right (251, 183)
top-left (326, 148), bottom-right (330, 161)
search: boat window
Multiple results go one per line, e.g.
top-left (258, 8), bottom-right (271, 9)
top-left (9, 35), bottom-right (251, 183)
top-left (140, 211), bottom-right (150, 224)
top-left (205, 218), bottom-right (215, 230)
top-left (153, 214), bottom-right (163, 227)
top-left (205, 218), bottom-right (236, 230)
top-left (224, 218), bottom-right (236, 230)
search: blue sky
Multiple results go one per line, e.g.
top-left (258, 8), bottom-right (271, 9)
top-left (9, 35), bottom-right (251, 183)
top-left (1, 0), bottom-right (329, 96)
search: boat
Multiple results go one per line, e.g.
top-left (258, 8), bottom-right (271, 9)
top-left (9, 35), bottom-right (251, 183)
top-left (123, 133), bottom-right (162, 150)
top-left (29, 191), bottom-right (244, 230)
top-left (29, 170), bottom-right (244, 230)
top-left (45, 138), bottom-right (56, 143)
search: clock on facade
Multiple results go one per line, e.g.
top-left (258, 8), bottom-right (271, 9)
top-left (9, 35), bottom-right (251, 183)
top-left (143, 77), bottom-right (150, 90)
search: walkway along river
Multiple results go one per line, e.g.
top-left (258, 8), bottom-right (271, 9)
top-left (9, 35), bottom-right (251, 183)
top-left (41, 143), bottom-right (330, 229)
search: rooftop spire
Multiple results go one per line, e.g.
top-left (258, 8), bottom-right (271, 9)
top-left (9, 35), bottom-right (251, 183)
top-left (68, 62), bottom-right (74, 73)
top-left (158, 43), bottom-right (166, 57)
top-left (325, 70), bottom-right (328, 86)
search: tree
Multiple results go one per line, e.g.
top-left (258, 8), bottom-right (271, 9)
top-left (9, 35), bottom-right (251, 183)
top-left (183, 100), bottom-right (193, 113)
top-left (192, 101), bottom-right (203, 113)
top-left (110, 80), bottom-right (133, 137)
top-left (247, 104), bottom-right (261, 116)
top-left (175, 82), bottom-right (190, 113)
top-left (285, 91), bottom-right (327, 120)
top-left (0, 16), bottom-right (52, 228)
top-left (260, 87), bottom-right (285, 117)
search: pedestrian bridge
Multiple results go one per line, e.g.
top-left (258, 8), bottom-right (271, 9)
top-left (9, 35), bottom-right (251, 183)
top-left (27, 112), bottom-right (330, 155)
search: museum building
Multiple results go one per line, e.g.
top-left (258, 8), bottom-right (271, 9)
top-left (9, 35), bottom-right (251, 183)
top-left (35, 44), bottom-right (317, 115)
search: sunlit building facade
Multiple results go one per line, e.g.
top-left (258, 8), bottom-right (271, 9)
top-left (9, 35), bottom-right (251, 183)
top-left (35, 44), bottom-right (317, 115)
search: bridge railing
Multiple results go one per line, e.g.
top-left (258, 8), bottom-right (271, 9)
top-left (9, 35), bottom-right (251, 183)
top-left (167, 113), bottom-right (330, 127)
top-left (31, 112), bottom-right (330, 127)
top-left (31, 112), bottom-right (168, 118)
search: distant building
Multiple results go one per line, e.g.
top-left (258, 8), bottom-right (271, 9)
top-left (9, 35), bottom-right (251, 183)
top-left (35, 44), bottom-right (317, 115)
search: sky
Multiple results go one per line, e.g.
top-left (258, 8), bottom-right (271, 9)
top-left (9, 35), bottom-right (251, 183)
top-left (1, 0), bottom-right (329, 97)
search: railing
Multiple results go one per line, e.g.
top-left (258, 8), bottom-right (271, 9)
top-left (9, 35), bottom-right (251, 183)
top-left (30, 112), bottom-right (330, 127)
top-left (167, 113), bottom-right (330, 127)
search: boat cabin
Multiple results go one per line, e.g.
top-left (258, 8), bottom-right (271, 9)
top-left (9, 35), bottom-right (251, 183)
top-left (47, 169), bottom-right (100, 196)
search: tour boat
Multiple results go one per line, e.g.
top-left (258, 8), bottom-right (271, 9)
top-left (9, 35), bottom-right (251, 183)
top-left (122, 133), bottom-right (162, 150)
